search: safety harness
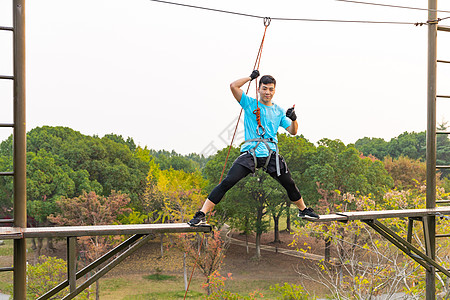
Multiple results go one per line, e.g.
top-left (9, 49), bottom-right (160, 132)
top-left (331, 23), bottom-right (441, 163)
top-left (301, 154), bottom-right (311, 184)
top-left (244, 136), bottom-right (282, 176)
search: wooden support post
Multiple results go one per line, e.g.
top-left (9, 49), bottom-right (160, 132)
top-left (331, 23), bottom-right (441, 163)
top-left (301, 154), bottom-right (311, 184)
top-left (67, 237), bottom-right (77, 293)
top-left (426, 0), bottom-right (438, 298)
top-left (12, 1), bottom-right (27, 299)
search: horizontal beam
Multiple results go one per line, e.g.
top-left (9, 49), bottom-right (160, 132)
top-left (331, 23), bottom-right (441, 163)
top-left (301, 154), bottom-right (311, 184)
top-left (437, 166), bottom-right (450, 170)
top-left (0, 219), bottom-right (14, 223)
top-left (0, 172), bottom-right (14, 176)
top-left (0, 223), bottom-right (211, 239)
top-left (305, 207), bottom-right (450, 223)
top-left (0, 124), bottom-right (14, 128)
top-left (437, 200), bottom-right (450, 204)
top-left (0, 75), bottom-right (14, 80)
top-left (0, 267), bottom-right (14, 272)
top-left (436, 233), bottom-right (450, 238)
top-left (0, 26), bottom-right (13, 31)
top-left (437, 131), bottom-right (450, 134)
top-left (438, 25), bottom-right (450, 32)
top-left (0, 227), bottom-right (22, 239)
top-left (437, 95), bottom-right (450, 98)
top-left (437, 60), bottom-right (450, 64)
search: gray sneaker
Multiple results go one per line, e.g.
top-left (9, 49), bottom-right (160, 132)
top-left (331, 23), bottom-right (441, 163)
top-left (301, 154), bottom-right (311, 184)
top-left (188, 211), bottom-right (207, 226)
top-left (298, 207), bottom-right (320, 219)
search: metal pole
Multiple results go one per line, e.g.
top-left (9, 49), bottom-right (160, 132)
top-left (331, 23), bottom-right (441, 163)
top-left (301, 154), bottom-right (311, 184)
top-left (13, 0), bottom-right (27, 299)
top-left (426, 0), bottom-right (437, 299)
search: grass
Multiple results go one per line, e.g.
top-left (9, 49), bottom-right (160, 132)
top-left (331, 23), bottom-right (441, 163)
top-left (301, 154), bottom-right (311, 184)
top-left (99, 275), bottom-right (207, 300)
top-left (0, 240), bottom-right (14, 256)
top-left (100, 274), bottom-right (287, 300)
top-left (143, 273), bottom-right (177, 281)
top-left (122, 290), bottom-right (203, 299)
top-left (0, 240), bottom-right (13, 295)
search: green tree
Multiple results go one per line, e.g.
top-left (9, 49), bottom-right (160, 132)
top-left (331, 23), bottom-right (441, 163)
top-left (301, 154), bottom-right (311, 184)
top-left (437, 121), bottom-right (450, 178)
top-left (383, 156), bottom-right (427, 190)
top-left (178, 231), bottom-right (229, 296)
top-left (143, 159), bottom-right (207, 224)
top-left (48, 191), bottom-right (132, 300)
top-left (302, 139), bottom-right (393, 205)
top-left (26, 126), bottom-right (149, 203)
top-left (26, 256), bottom-right (92, 299)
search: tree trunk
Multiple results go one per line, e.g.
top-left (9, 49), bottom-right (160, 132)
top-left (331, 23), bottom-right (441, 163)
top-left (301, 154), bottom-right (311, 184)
top-left (206, 277), bottom-right (211, 295)
top-left (160, 234), bottom-right (164, 257)
top-left (324, 236), bottom-right (331, 263)
top-left (35, 238), bottom-right (43, 263)
top-left (255, 204), bottom-right (264, 260)
top-left (255, 231), bottom-right (261, 260)
top-left (245, 234), bottom-right (249, 254)
top-left (47, 237), bottom-right (56, 252)
top-left (183, 252), bottom-right (188, 291)
top-left (273, 215), bottom-right (280, 243)
top-left (286, 200), bottom-right (291, 232)
top-left (96, 280), bottom-right (100, 300)
top-left (31, 238), bottom-right (37, 250)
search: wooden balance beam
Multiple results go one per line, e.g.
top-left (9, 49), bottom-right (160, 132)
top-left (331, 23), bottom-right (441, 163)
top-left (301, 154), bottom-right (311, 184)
top-left (0, 223), bottom-right (212, 239)
top-left (304, 207), bottom-right (450, 222)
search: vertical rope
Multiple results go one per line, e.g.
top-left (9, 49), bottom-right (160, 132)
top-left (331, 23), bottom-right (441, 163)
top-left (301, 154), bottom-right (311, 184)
top-left (183, 18), bottom-right (271, 300)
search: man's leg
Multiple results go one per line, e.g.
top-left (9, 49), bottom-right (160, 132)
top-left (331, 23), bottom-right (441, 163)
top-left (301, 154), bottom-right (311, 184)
top-left (269, 171), bottom-right (319, 219)
top-left (200, 198), bottom-right (216, 215)
top-left (291, 198), bottom-right (306, 211)
top-left (188, 162), bottom-right (252, 226)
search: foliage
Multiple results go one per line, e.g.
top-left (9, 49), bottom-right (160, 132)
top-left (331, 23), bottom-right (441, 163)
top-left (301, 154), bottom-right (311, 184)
top-left (383, 156), bottom-right (427, 190)
top-left (117, 209), bottom-right (149, 224)
top-left (142, 159), bottom-right (207, 223)
top-left (177, 231), bottom-right (230, 295)
top-left (355, 131), bottom-right (426, 161)
top-left (48, 191), bottom-right (131, 262)
top-left (300, 138), bottom-right (393, 203)
top-left (355, 126), bottom-right (450, 178)
top-left (204, 271), bottom-right (264, 300)
top-left (149, 149), bottom-right (209, 172)
top-left (26, 255), bottom-right (92, 299)
top-left (269, 283), bottom-right (314, 300)
top-left (0, 126), bottom-right (149, 223)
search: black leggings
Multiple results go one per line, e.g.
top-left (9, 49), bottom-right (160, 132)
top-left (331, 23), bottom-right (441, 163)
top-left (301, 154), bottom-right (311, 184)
top-left (208, 162), bottom-right (302, 204)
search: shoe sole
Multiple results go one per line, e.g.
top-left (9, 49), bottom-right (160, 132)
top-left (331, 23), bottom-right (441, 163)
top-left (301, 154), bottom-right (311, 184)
top-left (298, 215), bottom-right (320, 219)
top-left (187, 220), bottom-right (207, 227)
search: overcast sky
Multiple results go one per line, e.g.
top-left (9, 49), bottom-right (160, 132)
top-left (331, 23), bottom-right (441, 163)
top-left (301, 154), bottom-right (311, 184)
top-left (0, 0), bottom-right (449, 156)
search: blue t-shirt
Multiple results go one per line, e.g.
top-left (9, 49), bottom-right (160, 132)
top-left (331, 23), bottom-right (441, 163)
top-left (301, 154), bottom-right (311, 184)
top-left (239, 93), bottom-right (292, 157)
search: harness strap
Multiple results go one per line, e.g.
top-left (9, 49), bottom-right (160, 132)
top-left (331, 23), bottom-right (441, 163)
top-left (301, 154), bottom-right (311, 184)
top-left (244, 138), bottom-right (282, 176)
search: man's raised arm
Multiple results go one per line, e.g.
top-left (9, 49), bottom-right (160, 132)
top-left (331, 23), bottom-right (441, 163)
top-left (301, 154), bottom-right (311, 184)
top-left (230, 70), bottom-right (259, 102)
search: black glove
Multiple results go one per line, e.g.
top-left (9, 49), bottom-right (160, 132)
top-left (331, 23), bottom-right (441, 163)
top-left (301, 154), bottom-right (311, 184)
top-left (286, 107), bottom-right (297, 121)
top-left (249, 70), bottom-right (260, 81)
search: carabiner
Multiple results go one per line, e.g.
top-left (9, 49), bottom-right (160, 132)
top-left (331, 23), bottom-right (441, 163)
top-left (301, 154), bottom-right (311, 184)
top-left (263, 17), bottom-right (271, 27)
top-left (256, 125), bottom-right (266, 137)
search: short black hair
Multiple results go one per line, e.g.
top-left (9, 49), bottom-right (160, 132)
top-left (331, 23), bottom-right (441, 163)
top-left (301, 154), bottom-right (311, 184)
top-left (259, 75), bottom-right (276, 87)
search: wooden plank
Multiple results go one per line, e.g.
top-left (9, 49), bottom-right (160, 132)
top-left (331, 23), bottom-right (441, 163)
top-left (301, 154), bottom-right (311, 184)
top-left (0, 223), bottom-right (211, 239)
top-left (305, 207), bottom-right (450, 223)
top-left (0, 227), bottom-right (23, 239)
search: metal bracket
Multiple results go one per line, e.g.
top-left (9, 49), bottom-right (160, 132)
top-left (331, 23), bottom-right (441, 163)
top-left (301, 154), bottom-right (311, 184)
top-left (38, 234), bottom-right (151, 300)
top-left (363, 219), bottom-right (450, 276)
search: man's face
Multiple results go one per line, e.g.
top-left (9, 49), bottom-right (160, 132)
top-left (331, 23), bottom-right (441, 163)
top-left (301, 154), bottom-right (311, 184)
top-left (258, 83), bottom-right (275, 104)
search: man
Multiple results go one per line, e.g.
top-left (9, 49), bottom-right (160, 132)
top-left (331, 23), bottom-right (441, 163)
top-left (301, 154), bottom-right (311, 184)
top-left (188, 70), bottom-right (319, 226)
